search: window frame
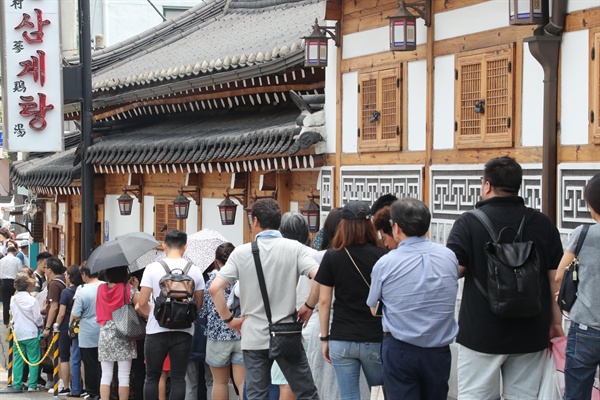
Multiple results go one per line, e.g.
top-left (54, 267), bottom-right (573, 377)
top-left (154, 199), bottom-right (185, 242)
top-left (357, 65), bottom-right (403, 152)
top-left (590, 28), bottom-right (600, 145)
top-left (454, 43), bottom-right (515, 149)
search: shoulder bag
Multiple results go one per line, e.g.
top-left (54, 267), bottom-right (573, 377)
top-left (557, 225), bottom-right (589, 314)
top-left (251, 241), bottom-right (303, 360)
top-left (344, 248), bottom-right (383, 316)
top-left (113, 284), bottom-right (146, 340)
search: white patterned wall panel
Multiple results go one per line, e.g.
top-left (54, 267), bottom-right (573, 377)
top-left (319, 168), bottom-right (333, 212)
top-left (339, 166), bottom-right (423, 207)
top-left (559, 163), bottom-right (599, 230)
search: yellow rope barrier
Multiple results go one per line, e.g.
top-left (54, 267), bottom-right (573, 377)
top-left (12, 331), bottom-right (59, 367)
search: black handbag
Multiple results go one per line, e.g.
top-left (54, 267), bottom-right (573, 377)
top-left (251, 241), bottom-right (303, 360)
top-left (558, 225), bottom-right (589, 314)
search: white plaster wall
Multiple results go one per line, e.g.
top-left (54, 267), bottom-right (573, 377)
top-left (104, 194), bottom-right (141, 241)
top-left (521, 49), bottom-right (544, 147)
top-left (186, 200), bottom-right (198, 234)
top-left (325, 25), bottom-right (338, 155)
top-left (407, 60), bottom-right (427, 151)
top-left (342, 22), bottom-right (427, 60)
top-left (435, 0), bottom-right (508, 41)
top-left (201, 198), bottom-right (243, 247)
top-left (143, 195), bottom-right (155, 235)
top-left (342, 72), bottom-right (359, 153)
top-left (433, 55), bottom-right (455, 150)
top-left (566, 0), bottom-right (599, 12)
top-left (58, 203), bottom-right (67, 227)
top-left (561, 30), bottom-right (589, 145)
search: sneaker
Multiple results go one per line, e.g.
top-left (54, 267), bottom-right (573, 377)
top-left (59, 388), bottom-right (71, 395)
top-left (28, 387), bottom-right (41, 392)
top-left (67, 393), bottom-right (82, 398)
top-left (45, 381), bottom-right (54, 389)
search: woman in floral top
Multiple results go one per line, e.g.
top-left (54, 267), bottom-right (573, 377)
top-left (200, 242), bottom-right (245, 399)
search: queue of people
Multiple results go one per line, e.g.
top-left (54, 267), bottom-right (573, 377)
top-left (1, 156), bottom-right (598, 400)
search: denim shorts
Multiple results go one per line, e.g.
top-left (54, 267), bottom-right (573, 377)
top-left (205, 339), bottom-right (244, 368)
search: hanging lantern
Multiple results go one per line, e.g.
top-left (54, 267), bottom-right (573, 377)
top-left (300, 189), bottom-right (321, 232)
top-left (304, 19), bottom-right (329, 68)
top-left (218, 195), bottom-right (238, 225)
top-left (389, 3), bottom-right (417, 51)
top-left (244, 200), bottom-right (255, 229)
top-left (509, 0), bottom-right (543, 26)
top-left (173, 192), bottom-right (191, 220)
top-left (117, 190), bottom-right (134, 216)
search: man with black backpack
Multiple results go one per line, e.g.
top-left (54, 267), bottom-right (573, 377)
top-left (136, 229), bottom-right (204, 400)
top-left (447, 157), bottom-right (564, 400)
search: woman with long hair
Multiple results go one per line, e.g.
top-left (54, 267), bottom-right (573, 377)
top-left (96, 265), bottom-right (139, 400)
top-left (556, 174), bottom-right (600, 400)
top-left (315, 201), bottom-right (386, 400)
top-left (200, 242), bottom-right (245, 400)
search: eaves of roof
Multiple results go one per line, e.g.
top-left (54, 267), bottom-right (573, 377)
top-left (10, 149), bottom-right (80, 189)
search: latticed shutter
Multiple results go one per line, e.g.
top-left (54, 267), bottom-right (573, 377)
top-left (456, 45), bottom-right (514, 148)
top-left (154, 201), bottom-right (184, 242)
top-left (358, 67), bottom-right (401, 151)
top-left (360, 74), bottom-right (378, 142)
top-left (592, 31), bottom-right (600, 144)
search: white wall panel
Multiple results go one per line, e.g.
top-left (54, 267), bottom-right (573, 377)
top-left (104, 194), bottom-right (141, 241)
top-left (143, 195), bottom-right (155, 235)
top-left (201, 198), bottom-right (243, 247)
top-left (342, 72), bottom-right (359, 153)
top-left (433, 55), bottom-right (455, 150)
top-left (407, 60), bottom-right (427, 151)
top-left (186, 200), bottom-right (198, 234)
top-left (566, 0), bottom-right (598, 12)
top-left (521, 49), bottom-right (544, 147)
top-left (561, 30), bottom-right (589, 145)
top-left (58, 204), bottom-right (67, 227)
top-left (435, 0), bottom-right (508, 41)
top-left (342, 22), bottom-right (427, 59)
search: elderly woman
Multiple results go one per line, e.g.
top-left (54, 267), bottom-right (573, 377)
top-left (10, 272), bottom-right (44, 392)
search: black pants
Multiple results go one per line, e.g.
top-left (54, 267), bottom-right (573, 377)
top-left (144, 332), bottom-right (192, 400)
top-left (1, 279), bottom-right (15, 325)
top-left (81, 347), bottom-right (101, 397)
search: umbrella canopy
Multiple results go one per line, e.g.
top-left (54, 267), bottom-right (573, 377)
top-left (88, 232), bottom-right (160, 273)
top-left (155, 229), bottom-right (228, 272)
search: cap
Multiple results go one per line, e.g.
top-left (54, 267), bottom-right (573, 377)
top-left (341, 201), bottom-right (371, 220)
top-left (19, 240), bottom-right (29, 248)
top-left (14, 273), bottom-right (35, 291)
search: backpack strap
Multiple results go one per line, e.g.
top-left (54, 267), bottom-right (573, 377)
top-left (52, 277), bottom-right (67, 288)
top-left (182, 261), bottom-right (193, 274)
top-left (158, 260), bottom-right (171, 274)
top-left (470, 209), bottom-right (499, 243)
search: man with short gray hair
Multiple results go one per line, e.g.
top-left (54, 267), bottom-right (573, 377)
top-left (367, 198), bottom-right (459, 400)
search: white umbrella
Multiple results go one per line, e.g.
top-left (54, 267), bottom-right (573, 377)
top-left (154, 229), bottom-right (228, 272)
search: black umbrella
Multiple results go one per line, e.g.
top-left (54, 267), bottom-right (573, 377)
top-left (87, 232), bottom-right (160, 273)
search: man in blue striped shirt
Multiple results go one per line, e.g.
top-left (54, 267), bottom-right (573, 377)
top-left (367, 198), bottom-right (459, 400)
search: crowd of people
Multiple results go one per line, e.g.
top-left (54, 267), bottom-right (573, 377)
top-left (0, 156), bottom-right (598, 400)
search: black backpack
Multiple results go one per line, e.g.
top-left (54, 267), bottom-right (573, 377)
top-left (469, 209), bottom-right (542, 318)
top-left (153, 260), bottom-right (197, 329)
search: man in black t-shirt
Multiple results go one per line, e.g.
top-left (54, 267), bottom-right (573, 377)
top-left (447, 157), bottom-right (563, 400)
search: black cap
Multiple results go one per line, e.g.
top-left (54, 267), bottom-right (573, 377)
top-left (341, 201), bottom-right (371, 220)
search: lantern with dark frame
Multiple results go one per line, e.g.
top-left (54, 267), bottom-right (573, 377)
top-left (243, 190), bottom-right (278, 229)
top-left (303, 18), bottom-right (340, 68)
top-left (300, 189), bottom-right (321, 233)
top-left (173, 186), bottom-right (200, 220)
top-left (509, 0), bottom-right (543, 26)
top-left (117, 185), bottom-right (142, 216)
top-left (388, 0), bottom-right (431, 52)
top-left (218, 188), bottom-right (245, 226)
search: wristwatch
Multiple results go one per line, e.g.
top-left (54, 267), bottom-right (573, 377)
top-left (319, 334), bottom-right (329, 341)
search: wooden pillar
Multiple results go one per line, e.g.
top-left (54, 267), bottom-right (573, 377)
top-left (334, 21), bottom-right (343, 208)
top-left (423, 12), bottom-right (435, 207)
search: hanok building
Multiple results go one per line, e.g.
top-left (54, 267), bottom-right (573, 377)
top-left (11, 0), bottom-right (331, 263)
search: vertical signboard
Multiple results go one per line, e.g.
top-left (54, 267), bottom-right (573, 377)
top-left (1, 0), bottom-right (63, 152)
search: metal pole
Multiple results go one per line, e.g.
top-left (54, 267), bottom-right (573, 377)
top-left (0, 325), bottom-right (21, 393)
top-left (79, 0), bottom-right (95, 260)
top-left (52, 323), bottom-right (61, 398)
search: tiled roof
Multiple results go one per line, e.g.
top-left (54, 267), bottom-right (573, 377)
top-left (89, 0), bottom-right (325, 94)
top-left (10, 149), bottom-right (80, 189)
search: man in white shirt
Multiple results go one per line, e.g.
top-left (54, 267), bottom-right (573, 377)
top-left (210, 199), bottom-right (320, 399)
top-left (10, 272), bottom-right (44, 391)
top-left (136, 229), bottom-right (204, 400)
top-left (1, 246), bottom-right (23, 325)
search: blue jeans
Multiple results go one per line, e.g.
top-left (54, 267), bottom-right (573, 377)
top-left (71, 339), bottom-right (82, 395)
top-left (329, 340), bottom-right (383, 400)
top-left (382, 335), bottom-right (450, 400)
top-left (565, 322), bottom-right (600, 400)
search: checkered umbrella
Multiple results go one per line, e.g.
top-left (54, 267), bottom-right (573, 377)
top-left (154, 229), bottom-right (228, 272)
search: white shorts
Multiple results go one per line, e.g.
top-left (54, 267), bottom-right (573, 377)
top-left (457, 345), bottom-right (546, 400)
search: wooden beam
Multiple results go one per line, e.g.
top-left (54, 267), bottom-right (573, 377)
top-left (325, 0), bottom-right (342, 21)
top-left (433, 0), bottom-right (487, 14)
top-left (434, 25), bottom-right (535, 57)
top-left (564, 6), bottom-right (600, 32)
top-left (341, 46), bottom-right (427, 73)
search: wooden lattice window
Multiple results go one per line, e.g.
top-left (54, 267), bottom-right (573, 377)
top-left (358, 67), bottom-right (402, 151)
top-left (591, 30), bottom-right (600, 144)
top-left (154, 201), bottom-right (184, 243)
top-left (455, 44), bottom-right (514, 149)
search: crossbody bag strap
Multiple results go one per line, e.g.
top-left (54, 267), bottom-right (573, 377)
top-left (251, 241), bottom-right (272, 324)
top-left (573, 225), bottom-right (590, 258)
top-left (344, 247), bottom-right (370, 289)
top-left (13, 297), bottom-right (40, 326)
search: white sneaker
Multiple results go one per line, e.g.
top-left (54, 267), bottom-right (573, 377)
top-left (48, 379), bottom-right (64, 393)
